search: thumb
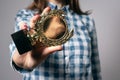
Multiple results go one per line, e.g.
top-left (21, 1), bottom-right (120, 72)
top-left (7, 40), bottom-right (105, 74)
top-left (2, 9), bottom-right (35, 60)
top-left (43, 45), bottom-right (62, 55)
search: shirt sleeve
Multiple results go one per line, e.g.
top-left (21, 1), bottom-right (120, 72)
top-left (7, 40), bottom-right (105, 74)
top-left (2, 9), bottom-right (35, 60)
top-left (88, 16), bottom-right (102, 80)
top-left (9, 9), bottom-right (33, 73)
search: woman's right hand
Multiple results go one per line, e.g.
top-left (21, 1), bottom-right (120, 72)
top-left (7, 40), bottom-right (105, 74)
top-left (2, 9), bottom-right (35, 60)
top-left (12, 7), bottom-right (62, 70)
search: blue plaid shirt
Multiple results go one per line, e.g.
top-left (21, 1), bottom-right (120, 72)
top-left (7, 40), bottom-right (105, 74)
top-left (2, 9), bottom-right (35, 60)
top-left (9, 2), bottom-right (102, 80)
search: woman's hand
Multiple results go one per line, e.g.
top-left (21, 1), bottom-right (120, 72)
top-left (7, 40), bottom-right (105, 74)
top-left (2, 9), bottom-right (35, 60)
top-left (12, 7), bottom-right (62, 70)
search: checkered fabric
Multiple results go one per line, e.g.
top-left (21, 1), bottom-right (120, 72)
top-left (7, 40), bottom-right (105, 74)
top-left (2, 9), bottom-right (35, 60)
top-left (9, 2), bottom-right (102, 80)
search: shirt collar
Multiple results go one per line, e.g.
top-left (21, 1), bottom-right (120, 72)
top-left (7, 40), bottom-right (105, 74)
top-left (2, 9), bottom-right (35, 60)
top-left (48, 2), bottom-right (69, 12)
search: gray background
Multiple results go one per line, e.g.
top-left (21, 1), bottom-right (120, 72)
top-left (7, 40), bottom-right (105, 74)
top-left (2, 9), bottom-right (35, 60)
top-left (0, 0), bottom-right (120, 80)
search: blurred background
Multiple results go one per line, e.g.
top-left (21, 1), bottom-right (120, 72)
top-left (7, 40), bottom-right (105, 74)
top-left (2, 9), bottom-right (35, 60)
top-left (0, 0), bottom-right (120, 80)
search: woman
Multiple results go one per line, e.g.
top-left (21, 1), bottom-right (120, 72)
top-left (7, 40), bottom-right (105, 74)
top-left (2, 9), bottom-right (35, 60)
top-left (10, 0), bottom-right (102, 80)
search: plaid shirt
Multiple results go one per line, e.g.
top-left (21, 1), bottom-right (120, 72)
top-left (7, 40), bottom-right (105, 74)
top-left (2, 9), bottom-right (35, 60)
top-left (9, 2), bottom-right (102, 80)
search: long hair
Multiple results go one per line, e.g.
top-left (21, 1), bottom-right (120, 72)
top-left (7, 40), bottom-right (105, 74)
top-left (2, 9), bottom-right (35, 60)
top-left (27, 0), bottom-right (89, 15)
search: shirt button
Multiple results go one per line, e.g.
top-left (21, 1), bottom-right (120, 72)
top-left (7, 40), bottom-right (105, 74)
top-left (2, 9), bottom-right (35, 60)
top-left (65, 56), bottom-right (68, 60)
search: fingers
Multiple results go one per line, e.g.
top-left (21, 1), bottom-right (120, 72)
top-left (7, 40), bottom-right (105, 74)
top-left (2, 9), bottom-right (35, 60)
top-left (43, 45), bottom-right (62, 55)
top-left (30, 7), bottom-right (51, 28)
top-left (41, 7), bottom-right (51, 16)
top-left (18, 21), bottom-right (27, 30)
top-left (30, 14), bottom-right (40, 28)
top-left (18, 7), bottom-right (51, 30)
